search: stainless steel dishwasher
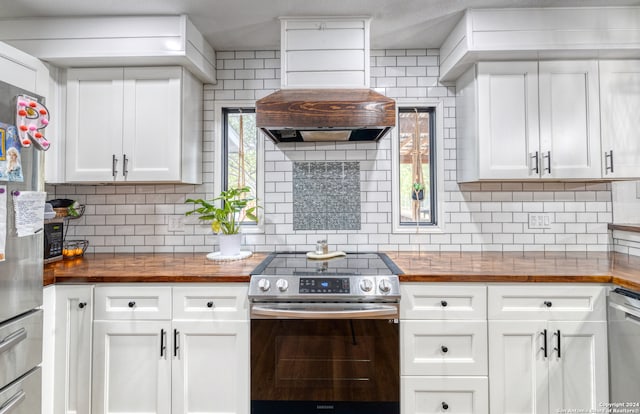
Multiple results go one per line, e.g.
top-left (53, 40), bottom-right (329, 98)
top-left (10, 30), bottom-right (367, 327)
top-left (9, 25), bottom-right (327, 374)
top-left (608, 287), bottom-right (640, 403)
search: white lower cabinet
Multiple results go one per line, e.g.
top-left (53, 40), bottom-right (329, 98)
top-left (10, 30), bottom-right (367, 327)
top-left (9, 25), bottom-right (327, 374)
top-left (547, 321), bottom-right (609, 411)
top-left (401, 284), bottom-right (488, 414)
top-left (92, 321), bottom-right (172, 414)
top-left (51, 285), bottom-right (94, 414)
top-left (48, 284), bottom-right (249, 414)
top-left (488, 285), bottom-right (609, 414)
top-left (172, 321), bottom-right (249, 414)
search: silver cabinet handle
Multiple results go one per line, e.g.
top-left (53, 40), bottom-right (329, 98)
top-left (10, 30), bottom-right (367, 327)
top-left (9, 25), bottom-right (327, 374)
top-left (530, 152), bottom-right (540, 175)
top-left (122, 154), bottom-right (129, 178)
top-left (605, 150), bottom-right (614, 174)
top-left (543, 151), bottom-right (551, 174)
top-left (0, 390), bottom-right (26, 414)
top-left (112, 154), bottom-right (118, 177)
top-left (0, 328), bottom-right (27, 355)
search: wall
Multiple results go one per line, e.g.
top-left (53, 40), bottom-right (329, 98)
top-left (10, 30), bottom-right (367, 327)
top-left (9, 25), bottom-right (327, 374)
top-left (47, 49), bottom-right (613, 253)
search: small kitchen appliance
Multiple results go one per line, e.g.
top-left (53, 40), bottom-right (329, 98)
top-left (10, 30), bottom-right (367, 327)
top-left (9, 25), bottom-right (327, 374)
top-left (249, 252), bottom-right (402, 414)
top-left (43, 219), bottom-right (64, 263)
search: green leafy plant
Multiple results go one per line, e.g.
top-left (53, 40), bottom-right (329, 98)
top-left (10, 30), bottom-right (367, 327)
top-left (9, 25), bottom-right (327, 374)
top-left (412, 182), bottom-right (425, 192)
top-left (185, 186), bottom-right (259, 234)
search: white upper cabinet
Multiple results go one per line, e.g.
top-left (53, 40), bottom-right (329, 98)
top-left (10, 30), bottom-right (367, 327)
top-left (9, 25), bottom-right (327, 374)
top-left (0, 16), bottom-right (215, 83)
top-left (65, 66), bottom-right (202, 184)
top-left (599, 60), bottom-right (640, 179)
top-left (0, 41), bottom-right (49, 95)
top-left (280, 17), bottom-right (370, 88)
top-left (474, 61), bottom-right (540, 180)
top-left (440, 7), bottom-right (640, 82)
top-left (456, 60), bottom-right (601, 182)
top-left (538, 61), bottom-right (601, 179)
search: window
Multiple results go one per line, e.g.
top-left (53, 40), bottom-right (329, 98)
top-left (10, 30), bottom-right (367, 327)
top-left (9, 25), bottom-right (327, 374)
top-left (396, 107), bottom-right (437, 227)
top-left (222, 107), bottom-right (259, 226)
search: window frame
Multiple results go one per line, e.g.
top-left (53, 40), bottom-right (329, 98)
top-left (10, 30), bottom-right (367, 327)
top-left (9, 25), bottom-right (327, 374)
top-left (214, 100), bottom-right (265, 234)
top-left (391, 99), bottom-right (446, 234)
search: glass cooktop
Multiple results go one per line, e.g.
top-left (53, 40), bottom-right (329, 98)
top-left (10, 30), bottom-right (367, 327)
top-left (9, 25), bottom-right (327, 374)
top-left (251, 252), bottom-right (402, 277)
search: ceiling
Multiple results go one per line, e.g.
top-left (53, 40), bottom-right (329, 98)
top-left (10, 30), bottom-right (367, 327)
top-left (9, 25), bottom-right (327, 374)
top-left (1, 0), bottom-right (639, 50)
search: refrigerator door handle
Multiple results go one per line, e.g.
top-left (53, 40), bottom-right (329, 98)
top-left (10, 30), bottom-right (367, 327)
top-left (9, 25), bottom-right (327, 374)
top-left (0, 389), bottom-right (26, 414)
top-left (0, 328), bottom-right (27, 355)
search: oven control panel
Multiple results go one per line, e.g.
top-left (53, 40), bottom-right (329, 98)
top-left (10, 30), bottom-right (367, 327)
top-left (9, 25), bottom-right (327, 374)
top-left (299, 278), bottom-right (350, 294)
top-left (248, 275), bottom-right (400, 300)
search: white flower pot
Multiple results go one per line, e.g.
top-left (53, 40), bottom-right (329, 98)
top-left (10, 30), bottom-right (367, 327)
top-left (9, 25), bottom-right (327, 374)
top-left (219, 233), bottom-right (242, 257)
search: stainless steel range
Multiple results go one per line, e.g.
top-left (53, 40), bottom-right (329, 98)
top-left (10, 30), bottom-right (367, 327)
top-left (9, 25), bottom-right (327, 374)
top-left (249, 252), bottom-right (401, 414)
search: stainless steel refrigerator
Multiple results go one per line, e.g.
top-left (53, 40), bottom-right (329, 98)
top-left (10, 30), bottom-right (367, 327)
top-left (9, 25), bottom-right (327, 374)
top-left (0, 79), bottom-right (44, 414)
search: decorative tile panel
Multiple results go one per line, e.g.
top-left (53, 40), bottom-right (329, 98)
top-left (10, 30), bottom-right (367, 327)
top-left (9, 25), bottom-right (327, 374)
top-left (293, 162), bottom-right (361, 230)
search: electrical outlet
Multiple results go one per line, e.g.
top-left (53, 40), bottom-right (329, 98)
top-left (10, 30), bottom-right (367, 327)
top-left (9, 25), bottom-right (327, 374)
top-left (528, 213), bottom-right (552, 229)
top-left (168, 216), bottom-right (185, 232)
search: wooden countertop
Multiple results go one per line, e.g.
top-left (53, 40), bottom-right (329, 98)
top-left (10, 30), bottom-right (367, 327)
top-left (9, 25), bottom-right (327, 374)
top-left (44, 251), bottom-right (640, 291)
top-left (608, 223), bottom-right (640, 233)
top-left (44, 253), bottom-right (267, 284)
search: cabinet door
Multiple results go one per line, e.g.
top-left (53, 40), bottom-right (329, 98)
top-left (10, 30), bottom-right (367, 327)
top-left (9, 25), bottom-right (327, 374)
top-left (477, 62), bottom-right (540, 179)
top-left (122, 67), bottom-right (182, 182)
top-left (489, 321), bottom-right (549, 414)
top-left (600, 60), bottom-right (640, 178)
top-left (172, 321), bottom-right (249, 414)
top-left (547, 321), bottom-right (608, 412)
top-left (92, 321), bottom-right (171, 414)
top-left (66, 68), bottom-right (124, 182)
top-left (53, 286), bottom-right (93, 414)
top-left (538, 61), bottom-right (601, 179)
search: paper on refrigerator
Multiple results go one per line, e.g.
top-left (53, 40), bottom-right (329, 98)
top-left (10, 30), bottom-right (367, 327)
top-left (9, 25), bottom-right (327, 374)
top-left (12, 190), bottom-right (46, 237)
top-left (0, 186), bottom-right (5, 261)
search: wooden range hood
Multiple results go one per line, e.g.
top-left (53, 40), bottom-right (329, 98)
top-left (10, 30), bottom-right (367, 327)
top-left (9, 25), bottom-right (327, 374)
top-left (256, 89), bottom-right (396, 143)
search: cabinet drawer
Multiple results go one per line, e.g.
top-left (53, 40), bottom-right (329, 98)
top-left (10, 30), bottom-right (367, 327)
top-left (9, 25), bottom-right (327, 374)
top-left (94, 286), bottom-right (171, 320)
top-left (402, 376), bottom-right (488, 414)
top-left (401, 284), bottom-right (487, 320)
top-left (401, 321), bottom-right (487, 376)
top-left (488, 285), bottom-right (607, 321)
top-left (172, 285), bottom-right (249, 321)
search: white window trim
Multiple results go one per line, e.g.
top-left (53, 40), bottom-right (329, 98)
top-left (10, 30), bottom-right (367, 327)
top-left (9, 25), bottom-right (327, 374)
top-left (214, 100), bottom-right (265, 234)
top-left (391, 98), bottom-right (445, 234)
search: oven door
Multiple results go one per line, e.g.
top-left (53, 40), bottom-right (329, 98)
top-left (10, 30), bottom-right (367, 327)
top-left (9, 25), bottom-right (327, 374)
top-left (250, 303), bottom-right (399, 414)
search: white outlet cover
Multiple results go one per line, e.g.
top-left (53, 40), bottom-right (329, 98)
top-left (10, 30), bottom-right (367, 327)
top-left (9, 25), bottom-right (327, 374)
top-left (168, 216), bottom-right (185, 232)
top-left (528, 213), bottom-right (552, 229)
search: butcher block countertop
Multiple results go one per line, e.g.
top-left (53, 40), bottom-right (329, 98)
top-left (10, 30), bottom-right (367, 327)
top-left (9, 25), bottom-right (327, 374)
top-left (44, 251), bottom-right (640, 291)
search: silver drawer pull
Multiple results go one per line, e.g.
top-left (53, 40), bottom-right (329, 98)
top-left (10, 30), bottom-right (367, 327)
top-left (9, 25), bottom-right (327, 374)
top-left (0, 390), bottom-right (26, 414)
top-left (0, 328), bottom-right (27, 355)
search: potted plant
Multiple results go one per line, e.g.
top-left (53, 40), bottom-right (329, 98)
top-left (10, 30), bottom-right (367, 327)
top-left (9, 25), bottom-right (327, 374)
top-left (411, 182), bottom-right (425, 201)
top-left (185, 186), bottom-right (258, 257)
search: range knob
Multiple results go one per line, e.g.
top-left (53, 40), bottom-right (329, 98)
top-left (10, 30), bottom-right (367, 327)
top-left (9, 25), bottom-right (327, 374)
top-left (360, 278), bottom-right (374, 292)
top-left (276, 279), bottom-right (289, 292)
top-left (379, 279), bottom-right (392, 293)
top-left (258, 278), bottom-right (271, 292)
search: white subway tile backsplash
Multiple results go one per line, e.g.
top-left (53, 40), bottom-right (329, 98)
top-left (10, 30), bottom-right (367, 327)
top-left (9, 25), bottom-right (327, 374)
top-left (48, 48), bottom-right (615, 254)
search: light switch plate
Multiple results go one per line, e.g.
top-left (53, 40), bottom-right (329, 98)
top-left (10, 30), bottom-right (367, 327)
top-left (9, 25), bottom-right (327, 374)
top-left (168, 216), bottom-right (185, 232)
top-left (528, 213), bottom-right (552, 229)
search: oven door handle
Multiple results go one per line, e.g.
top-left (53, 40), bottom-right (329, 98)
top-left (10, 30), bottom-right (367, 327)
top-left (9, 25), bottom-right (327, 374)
top-left (250, 304), bottom-right (399, 319)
